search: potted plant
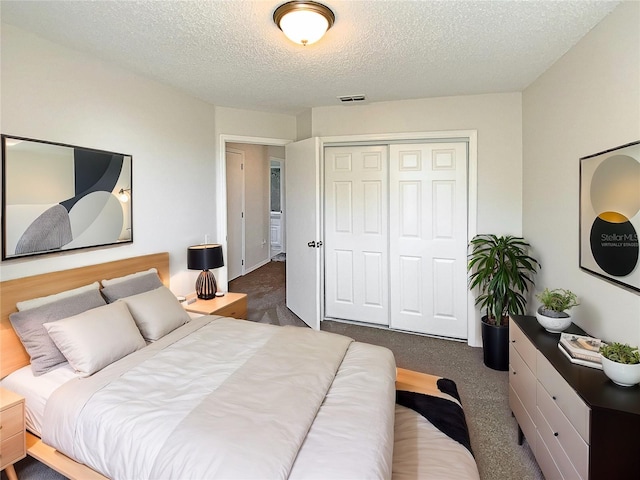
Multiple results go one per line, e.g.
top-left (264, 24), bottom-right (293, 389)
top-left (468, 234), bottom-right (540, 370)
top-left (534, 288), bottom-right (579, 333)
top-left (599, 342), bottom-right (640, 387)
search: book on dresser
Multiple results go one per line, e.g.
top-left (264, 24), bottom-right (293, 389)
top-left (558, 333), bottom-right (603, 369)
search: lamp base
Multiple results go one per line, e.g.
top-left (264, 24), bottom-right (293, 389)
top-left (195, 270), bottom-right (217, 300)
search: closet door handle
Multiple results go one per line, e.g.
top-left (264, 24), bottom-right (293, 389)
top-left (308, 241), bottom-right (316, 248)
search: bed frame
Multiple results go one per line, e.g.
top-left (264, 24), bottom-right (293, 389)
top-left (0, 252), bottom-right (435, 480)
top-left (1, 253), bottom-right (170, 479)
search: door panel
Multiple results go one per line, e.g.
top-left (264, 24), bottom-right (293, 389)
top-left (270, 212), bottom-right (282, 253)
top-left (285, 138), bottom-right (321, 330)
top-left (226, 149), bottom-right (245, 281)
top-left (335, 250), bottom-right (354, 302)
top-left (399, 256), bottom-right (422, 315)
top-left (324, 145), bottom-right (389, 325)
top-left (389, 143), bottom-right (468, 338)
top-left (363, 251), bottom-right (383, 306)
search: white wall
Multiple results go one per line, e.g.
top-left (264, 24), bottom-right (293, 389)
top-left (0, 24), bottom-right (217, 296)
top-left (311, 93), bottom-right (523, 235)
top-left (523, 1), bottom-right (640, 345)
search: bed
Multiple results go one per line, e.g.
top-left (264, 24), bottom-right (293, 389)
top-left (0, 252), bottom-right (479, 479)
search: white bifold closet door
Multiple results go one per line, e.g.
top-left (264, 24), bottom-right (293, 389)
top-left (389, 143), bottom-right (468, 339)
top-left (324, 145), bottom-right (389, 325)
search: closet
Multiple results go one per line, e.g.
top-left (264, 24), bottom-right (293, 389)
top-left (324, 142), bottom-right (468, 339)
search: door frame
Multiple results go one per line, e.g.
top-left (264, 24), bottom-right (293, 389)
top-left (321, 130), bottom-right (479, 347)
top-left (217, 135), bottom-right (291, 292)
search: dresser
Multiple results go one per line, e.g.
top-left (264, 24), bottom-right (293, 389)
top-left (509, 315), bottom-right (640, 479)
top-left (1, 388), bottom-right (26, 480)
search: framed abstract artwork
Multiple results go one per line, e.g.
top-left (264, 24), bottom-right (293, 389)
top-left (2, 135), bottom-right (133, 260)
top-left (579, 140), bottom-right (640, 292)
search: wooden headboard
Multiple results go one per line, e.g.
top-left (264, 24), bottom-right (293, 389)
top-left (0, 252), bottom-right (170, 379)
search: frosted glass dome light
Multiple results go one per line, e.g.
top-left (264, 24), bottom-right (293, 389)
top-left (274, 1), bottom-right (335, 46)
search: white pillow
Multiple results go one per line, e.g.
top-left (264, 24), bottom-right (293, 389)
top-left (117, 286), bottom-right (190, 341)
top-left (17, 282), bottom-right (101, 311)
top-left (43, 302), bottom-right (146, 377)
top-left (101, 268), bottom-right (158, 287)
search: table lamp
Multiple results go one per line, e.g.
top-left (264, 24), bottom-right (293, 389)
top-left (187, 244), bottom-right (224, 299)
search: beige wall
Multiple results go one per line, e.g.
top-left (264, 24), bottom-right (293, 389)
top-left (227, 143), bottom-right (271, 273)
top-left (523, 1), bottom-right (640, 345)
top-left (0, 24), bottom-right (219, 295)
top-left (311, 93), bottom-right (523, 235)
top-left (296, 109), bottom-right (312, 141)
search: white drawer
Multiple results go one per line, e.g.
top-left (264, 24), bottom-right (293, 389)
top-left (537, 351), bottom-right (590, 442)
top-left (509, 344), bottom-right (537, 417)
top-left (537, 381), bottom-right (589, 479)
top-left (509, 385), bottom-right (536, 455)
top-left (509, 318), bottom-right (537, 373)
top-left (536, 430), bottom-right (565, 480)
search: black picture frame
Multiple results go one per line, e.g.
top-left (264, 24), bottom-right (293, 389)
top-left (2, 135), bottom-right (133, 260)
top-left (579, 140), bottom-right (640, 292)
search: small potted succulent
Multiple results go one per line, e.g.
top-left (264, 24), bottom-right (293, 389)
top-left (599, 342), bottom-right (640, 387)
top-left (534, 288), bottom-right (579, 333)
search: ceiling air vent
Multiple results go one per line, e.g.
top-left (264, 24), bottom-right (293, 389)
top-left (337, 94), bottom-right (366, 104)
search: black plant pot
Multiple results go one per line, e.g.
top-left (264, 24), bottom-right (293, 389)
top-left (481, 317), bottom-right (509, 371)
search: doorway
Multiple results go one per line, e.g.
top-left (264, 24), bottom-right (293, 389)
top-left (269, 159), bottom-right (286, 258)
top-left (323, 142), bottom-right (469, 339)
top-left (224, 141), bottom-right (286, 283)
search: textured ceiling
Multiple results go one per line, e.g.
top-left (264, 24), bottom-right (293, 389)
top-left (0, 0), bottom-right (620, 115)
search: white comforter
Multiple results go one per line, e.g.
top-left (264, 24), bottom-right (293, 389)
top-left (43, 317), bottom-right (396, 479)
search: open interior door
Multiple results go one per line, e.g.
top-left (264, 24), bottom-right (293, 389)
top-left (285, 138), bottom-right (321, 330)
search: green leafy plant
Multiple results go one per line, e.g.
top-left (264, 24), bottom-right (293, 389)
top-left (600, 342), bottom-right (640, 365)
top-left (536, 288), bottom-right (579, 313)
top-left (467, 234), bottom-right (540, 326)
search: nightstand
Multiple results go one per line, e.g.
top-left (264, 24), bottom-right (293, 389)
top-left (1, 388), bottom-right (26, 480)
top-left (184, 292), bottom-right (248, 319)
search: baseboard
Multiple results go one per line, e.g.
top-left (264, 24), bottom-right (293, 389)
top-left (243, 258), bottom-right (270, 275)
top-left (323, 317), bottom-right (468, 343)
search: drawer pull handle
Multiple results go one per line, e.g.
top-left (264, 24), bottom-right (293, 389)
top-left (552, 396), bottom-right (557, 401)
top-left (554, 432), bottom-right (559, 437)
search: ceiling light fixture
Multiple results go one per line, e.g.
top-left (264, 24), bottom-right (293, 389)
top-left (273, 1), bottom-right (335, 46)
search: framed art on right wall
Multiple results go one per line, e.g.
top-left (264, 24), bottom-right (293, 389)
top-left (580, 140), bottom-right (640, 292)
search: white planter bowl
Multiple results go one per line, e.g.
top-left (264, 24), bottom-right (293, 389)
top-left (601, 357), bottom-right (640, 387)
top-left (535, 311), bottom-right (572, 333)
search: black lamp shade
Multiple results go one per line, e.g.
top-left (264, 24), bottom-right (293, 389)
top-left (187, 244), bottom-right (224, 299)
top-left (187, 244), bottom-right (224, 270)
